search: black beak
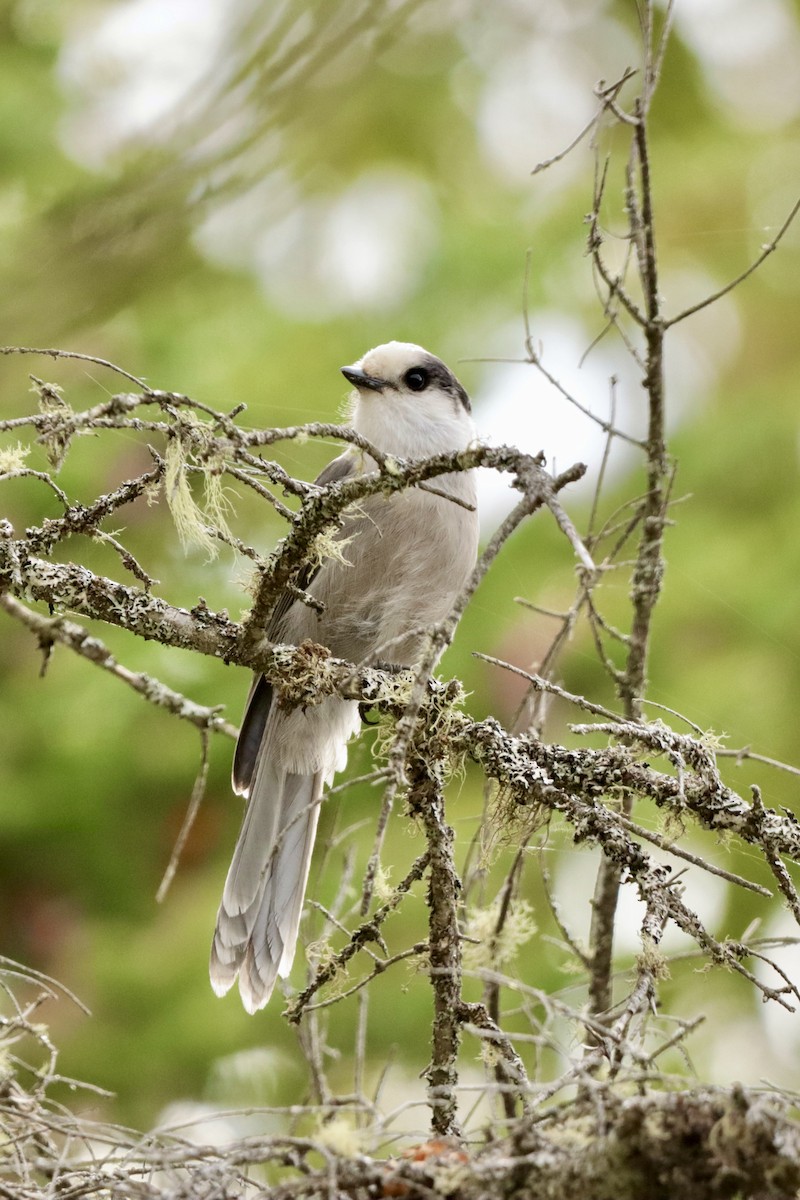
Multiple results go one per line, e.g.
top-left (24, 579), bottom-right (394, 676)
top-left (341, 365), bottom-right (386, 392)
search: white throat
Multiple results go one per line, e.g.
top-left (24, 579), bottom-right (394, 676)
top-left (352, 395), bottom-right (475, 459)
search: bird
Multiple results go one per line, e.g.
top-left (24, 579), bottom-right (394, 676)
top-left (210, 341), bottom-right (479, 1012)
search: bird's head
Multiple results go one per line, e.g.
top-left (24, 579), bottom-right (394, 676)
top-left (341, 341), bottom-right (474, 457)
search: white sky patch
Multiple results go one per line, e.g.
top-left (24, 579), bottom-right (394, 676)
top-left (250, 170), bottom-right (439, 319)
top-left (674, 0), bottom-right (800, 127)
top-left (472, 270), bottom-right (740, 532)
top-left (196, 168), bottom-right (439, 319)
top-left (613, 861), bottom-right (730, 957)
top-left (659, 263), bottom-right (742, 413)
top-left (57, 0), bottom-right (229, 167)
top-left (472, 316), bottom-right (645, 531)
top-left (756, 910), bottom-right (800, 1069)
top-left (475, 41), bottom-right (596, 187)
top-left (552, 845), bottom-right (729, 958)
top-left (472, 17), bottom-right (637, 187)
top-left (746, 143), bottom-right (800, 296)
top-left (320, 174), bottom-right (438, 306)
top-left (193, 172), bottom-right (298, 271)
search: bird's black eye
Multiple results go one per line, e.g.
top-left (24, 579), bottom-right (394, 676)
top-left (404, 367), bottom-right (429, 392)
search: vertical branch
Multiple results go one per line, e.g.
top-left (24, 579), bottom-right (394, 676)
top-left (587, 6), bottom-right (670, 1026)
top-left (409, 757), bottom-right (463, 1139)
top-left (483, 847), bottom-right (527, 1121)
top-left (620, 99), bottom-right (667, 721)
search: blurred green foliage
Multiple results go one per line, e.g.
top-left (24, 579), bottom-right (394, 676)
top-left (1, 0), bottom-right (799, 1130)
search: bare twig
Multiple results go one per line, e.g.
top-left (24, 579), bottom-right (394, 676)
top-left (665, 196), bottom-right (800, 328)
top-left (0, 344), bottom-right (147, 387)
top-left (718, 745), bottom-right (800, 780)
top-left (285, 853), bottom-right (430, 1023)
top-left (156, 730), bottom-right (212, 903)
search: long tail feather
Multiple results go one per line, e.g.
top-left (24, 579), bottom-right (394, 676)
top-left (212, 694), bottom-right (359, 1011)
top-left (210, 765), bottom-right (323, 1012)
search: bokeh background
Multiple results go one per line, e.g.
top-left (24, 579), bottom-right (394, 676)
top-left (1, 0), bottom-right (799, 1135)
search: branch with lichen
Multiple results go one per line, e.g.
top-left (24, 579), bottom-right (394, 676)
top-left (6, 437), bottom-right (798, 1005)
top-left (0, 593), bottom-right (237, 738)
top-left (4, 445), bottom-right (800, 1024)
top-left (510, 4), bottom-right (799, 1043)
top-left (5, 954), bottom-right (800, 1200)
top-left (3, 354), bottom-right (592, 854)
top-left (408, 755), bottom-right (464, 1139)
top-left (581, 9), bottom-right (672, 1032)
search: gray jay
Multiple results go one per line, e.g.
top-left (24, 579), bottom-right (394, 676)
top-left (210, 341), bottom-right (479, 1012)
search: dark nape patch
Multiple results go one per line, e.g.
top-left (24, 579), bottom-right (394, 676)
top-left (452, 378), bottom-right (471, 412)
top-left (424, 355), bottom-right (471, 412)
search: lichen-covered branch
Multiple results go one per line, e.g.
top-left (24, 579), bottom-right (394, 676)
top-left (5, 471), bottom-right (799, 1004)
top-left (284, 852), bottom-right (430, 1023)
top-left (582, 11), bottom-right (674, 1029)
top-left (409, 761), bottom-right (464, 1138)
top-left (0, 594), bottom-right (237, 738)
top-left (3, 3), bottom-right (799, 1183)
top-left (4, 963), bottom-right (800, 1200)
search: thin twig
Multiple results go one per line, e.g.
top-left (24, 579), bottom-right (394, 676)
top-left (665, 196), bottom-right (800, 328)
top-left (0, 345), bottom-right (147, 388)
top-left (156, 730), bottom-right (211, 903)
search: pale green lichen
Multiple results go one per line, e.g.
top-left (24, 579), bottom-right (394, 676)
top-left (309, 527), bottom-right (355, 570)
top-left (304, 936), bottom-right (338, 972)
top-left (144, 478), bottom-right (161, 506)
top-left (0, 442), bottom-right (30, 474)
top-left (637, 933), bottom-right (670, 981)
top-left (165, 436), bottom-right (217, 558)
top-left (699, 727), bottom-right (726, 753)
top-left (240, 566), bottom-right (261, 601)
top-left (31, 378), bottom-right (67, 411)
top-left (463, 897), bottom-right (537, 972)
top-left (313, 1115), bottom-right (364, 1157)
top-left (31, 379), bottom-right (73, 470)
top-left (202, 456), bottom-right (236, 543)
top-left (478, 1040), bottom-right (501, 1069)
top-left (480, 786), bottom-right (547, 865)
top-left (268, 642), bottom-right (342, 708)
top-left (372, 863), bottom-right (394, 904)
top-left (164, 419), bottom-right (240, 558)
top-left (430, 1161), bottom-right (472, 1196)
top-left (367, 676), bottom-right (470, 790)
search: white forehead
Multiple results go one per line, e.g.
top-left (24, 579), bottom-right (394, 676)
top-left (358, 341), bottom-right (430, 380)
